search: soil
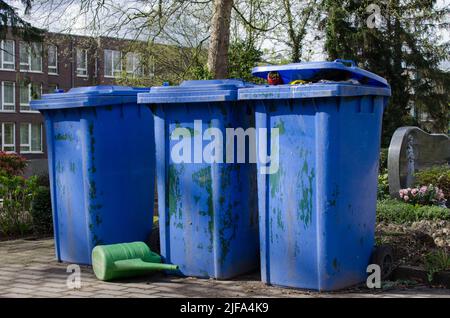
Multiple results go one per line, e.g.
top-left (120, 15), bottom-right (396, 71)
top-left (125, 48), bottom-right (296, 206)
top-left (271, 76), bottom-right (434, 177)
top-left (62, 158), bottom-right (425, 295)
top-left (376, 220), bottom-right (450, 267)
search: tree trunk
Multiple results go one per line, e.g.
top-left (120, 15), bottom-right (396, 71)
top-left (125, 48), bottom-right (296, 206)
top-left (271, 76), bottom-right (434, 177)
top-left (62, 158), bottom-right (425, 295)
top-left (207, 0), bottom-right (234, 79)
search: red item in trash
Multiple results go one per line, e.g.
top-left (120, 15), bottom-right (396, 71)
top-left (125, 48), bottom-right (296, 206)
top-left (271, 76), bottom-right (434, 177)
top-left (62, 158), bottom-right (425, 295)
top-left (267, 71), bottom-right (283, 85)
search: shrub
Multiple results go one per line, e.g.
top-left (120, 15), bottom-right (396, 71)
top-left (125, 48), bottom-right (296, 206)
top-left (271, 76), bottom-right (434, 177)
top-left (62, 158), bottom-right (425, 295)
top-left (36, 173), bottom-right (50, 188)
top-left (377, 199), bottom-right (450, 224)
top-left (30, 186), bottom-right (53, 235)
top-left (379, 148), bottom-right (388, 172)
top-left (0, 175), bottom-right (38, 236)
top-left (377, 171), bottom-right (390, 200)
top-left (415, 165), bottom-right (450, 202)
top-left (0, 152), bottom-right (27, 177)
top-left (399, 185), bottom-right (447, 207)
top-left (424, 250), bottom-right (450, 282)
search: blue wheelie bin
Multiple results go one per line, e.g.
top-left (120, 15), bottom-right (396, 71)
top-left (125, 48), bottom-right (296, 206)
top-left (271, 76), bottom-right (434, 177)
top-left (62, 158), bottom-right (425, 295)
top-left (238, 60), bottom-right (391, 291)
top-left (138, 80), bottom-right (259, 279)
top-left (31, 86), bottom-right (155, 265)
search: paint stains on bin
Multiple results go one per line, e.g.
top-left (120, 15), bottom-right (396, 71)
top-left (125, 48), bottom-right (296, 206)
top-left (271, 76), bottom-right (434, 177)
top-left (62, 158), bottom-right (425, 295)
top-left (297, 153), bottom-right (315, 228)
top-left (192, 167), bottom-right (213, 246)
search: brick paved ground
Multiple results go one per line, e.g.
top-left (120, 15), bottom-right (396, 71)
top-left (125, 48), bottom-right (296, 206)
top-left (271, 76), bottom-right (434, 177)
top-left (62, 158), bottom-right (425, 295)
top-left (0, 239), bottom-right (449, 298)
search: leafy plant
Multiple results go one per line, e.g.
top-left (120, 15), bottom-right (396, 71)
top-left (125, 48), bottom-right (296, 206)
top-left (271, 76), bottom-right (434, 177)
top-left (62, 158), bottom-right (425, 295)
top-left (228, 40), bottom-right (264, 82)
top-left (415, 165), bottom-right (450, 205)
top-left (377, 199), bottom-right (450, 224)
top-left (36, 173), bottom-right (50, 188)
top-left (379, 148), bottom-right (388, 172)
top-left (424, 250), bottom-right (450, 283)
top-left (30, 186), bottom-right (53, 235)
top-left (399, 185), bottom-right (447, 207)
top-left (0, 175), bottom-right (38, 236)
top-left (377, 171), bottom-right (390, 200)
top-left (0, 152), bottom-right (27, 177)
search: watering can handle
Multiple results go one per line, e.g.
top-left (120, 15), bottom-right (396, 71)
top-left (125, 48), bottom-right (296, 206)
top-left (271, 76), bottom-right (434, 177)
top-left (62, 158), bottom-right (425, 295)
top-left (334, 59), bottom-right (356, 67)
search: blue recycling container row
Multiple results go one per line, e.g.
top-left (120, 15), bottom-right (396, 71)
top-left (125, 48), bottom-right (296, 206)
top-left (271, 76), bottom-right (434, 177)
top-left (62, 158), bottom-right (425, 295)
top-left (31, 60), bottom-right (391, 291)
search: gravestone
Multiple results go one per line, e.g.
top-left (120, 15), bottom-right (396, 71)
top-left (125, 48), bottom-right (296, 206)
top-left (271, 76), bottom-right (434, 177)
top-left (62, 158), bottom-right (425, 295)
top-left (388, 126), bottom-right (450, 197)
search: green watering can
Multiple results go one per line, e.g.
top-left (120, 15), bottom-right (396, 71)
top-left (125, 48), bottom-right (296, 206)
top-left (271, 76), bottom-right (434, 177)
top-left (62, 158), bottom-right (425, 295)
top-left (92, 242), bottom-right (179, 281)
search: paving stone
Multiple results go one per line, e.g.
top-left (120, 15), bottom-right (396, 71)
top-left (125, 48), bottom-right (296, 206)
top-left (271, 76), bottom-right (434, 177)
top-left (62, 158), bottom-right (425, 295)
top-left (2, 287), bottom-right (35, 295)
top-left (95, 283), bottom-right (129, 291)
top-left (122, 287), bottom-right (159, 295)
top-left (66, 290), bottom-right (96, 297)
top-left (1, 238), bottom-right (450, 298)
top-left (0, 293), bottom-right (30, 298)
top-left (94, 289), bottom-right (127, 296)
top-left (127, 293), bottom-right (160, 298)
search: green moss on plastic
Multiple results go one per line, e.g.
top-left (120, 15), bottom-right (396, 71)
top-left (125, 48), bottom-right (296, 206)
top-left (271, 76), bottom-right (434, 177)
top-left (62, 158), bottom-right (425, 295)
top-left (55, 133), bottom-right (74, 141)
top-left (217, 165), bottom-right (239, 265)
top-left (274, 119), bottom-right (286, 135)
top-left (270, 166), bottom-right (283, 199)
top-left (298, 157), bottom-right (315, 228)
top-left (168, 165), bottom-right (183, 220)
top-left (192, 167), bottom-right (213, 247)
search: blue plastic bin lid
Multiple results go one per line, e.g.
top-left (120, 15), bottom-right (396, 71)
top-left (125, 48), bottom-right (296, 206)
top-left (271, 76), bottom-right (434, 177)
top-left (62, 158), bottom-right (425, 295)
top-left (138, 79), bottom-right (248, 104)
top-left (252, 59), bottom-right (389, 88)
top-left (31, 86), bottom-right (149, 110)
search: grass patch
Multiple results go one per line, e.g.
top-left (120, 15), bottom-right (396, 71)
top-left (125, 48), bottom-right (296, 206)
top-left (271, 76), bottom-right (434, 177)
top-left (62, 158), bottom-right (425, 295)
top-left (377, 199), bottom-right (450, 224)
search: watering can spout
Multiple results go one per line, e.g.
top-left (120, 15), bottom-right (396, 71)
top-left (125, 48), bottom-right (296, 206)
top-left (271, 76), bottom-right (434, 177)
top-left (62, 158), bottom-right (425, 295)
top-left (114, 259), bottom-right (179, 272)
top-left (92, 242), bottom-right (179, 281)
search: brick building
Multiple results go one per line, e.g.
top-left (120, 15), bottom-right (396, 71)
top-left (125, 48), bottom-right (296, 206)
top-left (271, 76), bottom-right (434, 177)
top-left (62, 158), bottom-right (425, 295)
top-left (0, 30), bottom-right (153, 174)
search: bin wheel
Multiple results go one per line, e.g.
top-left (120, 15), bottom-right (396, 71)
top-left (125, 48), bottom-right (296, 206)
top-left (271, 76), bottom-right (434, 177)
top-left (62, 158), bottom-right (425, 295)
top-left (147, 224), bottom-right (160, 255)
top-left (371, 245), bottom-right (394, 280)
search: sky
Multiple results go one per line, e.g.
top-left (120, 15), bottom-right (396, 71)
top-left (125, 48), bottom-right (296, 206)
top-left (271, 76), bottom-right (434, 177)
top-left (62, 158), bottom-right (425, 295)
top-left (5, 0), bottom-right (450, 66)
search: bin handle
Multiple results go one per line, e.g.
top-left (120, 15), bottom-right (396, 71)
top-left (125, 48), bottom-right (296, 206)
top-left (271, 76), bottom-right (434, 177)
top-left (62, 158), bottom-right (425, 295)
top-left (334, 59), bottom-right (356, 67)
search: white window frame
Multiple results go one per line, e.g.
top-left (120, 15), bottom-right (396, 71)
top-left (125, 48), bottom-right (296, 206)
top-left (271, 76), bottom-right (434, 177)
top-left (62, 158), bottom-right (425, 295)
top-left (149, 56), bottom-right (155, 79)
top-left (20, 83), bottom-right (42, 113)
top-left (1, 82), bottom-right (15, 112)
top-left (0, 40), bottom-right (15, 71)
top-left (104, 49), bottom-right (122, 78)
top-left (47, 84), bottom-right (59, 94)
top-left (20, 123), bottom-right (43, 154)
top-left (19, 42), bottom-right (43, 73)
top-left (1, 122), bottom-right (15, 153)
top-left (76, 48), bottom-right (88, 77)
top-left (125, 52), bottom-right (143, 77)
top-left (48, 45), bottom-right (58, 75)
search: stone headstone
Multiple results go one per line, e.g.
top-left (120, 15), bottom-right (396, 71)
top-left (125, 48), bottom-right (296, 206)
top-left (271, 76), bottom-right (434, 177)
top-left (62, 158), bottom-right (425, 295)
top-left (388, 126), bottom-right (450, 197)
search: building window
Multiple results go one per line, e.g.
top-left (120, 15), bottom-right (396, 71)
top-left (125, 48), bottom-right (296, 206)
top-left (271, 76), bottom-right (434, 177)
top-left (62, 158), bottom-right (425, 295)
top-left (1, 82), bottom-right (15, 112)
top-left (20, 83), bottom-right (42, 112)
top-left (20, 123), bottom-right (43, 153)
top-left (0, 40), bottom-right (15, 70)
top-left (47, 84), bottom-right (59, 94)
top-left (104, 49), bottom-right (122, 77)
top-left (148, 56), bottom-right (155, 79)
top-left (48, 45), bottom-right (58, 74)
top-left (19, 42), bottom-right (43, 72)
top-left (76, 48), bottom-right (88, 77)
top-left (125, 52), bottom-right (143, 77)
top-left (1, 123), bottom-right (15, 152)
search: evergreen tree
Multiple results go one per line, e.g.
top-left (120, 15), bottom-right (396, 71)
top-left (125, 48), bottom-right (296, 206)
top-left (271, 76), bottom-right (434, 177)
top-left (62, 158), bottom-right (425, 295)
top-left (0, 0), bottom-right (43, 41)
top-left (324, 0), bottom-right (449, 145)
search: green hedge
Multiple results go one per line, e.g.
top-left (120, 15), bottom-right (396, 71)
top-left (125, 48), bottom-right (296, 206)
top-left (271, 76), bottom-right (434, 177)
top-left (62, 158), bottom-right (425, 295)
top-left (415, 165), bottom-right (450, 201)
top-left (377, 199), bottom-right (450, 224)
top-left (30, 186), bottom-right (53, 235)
